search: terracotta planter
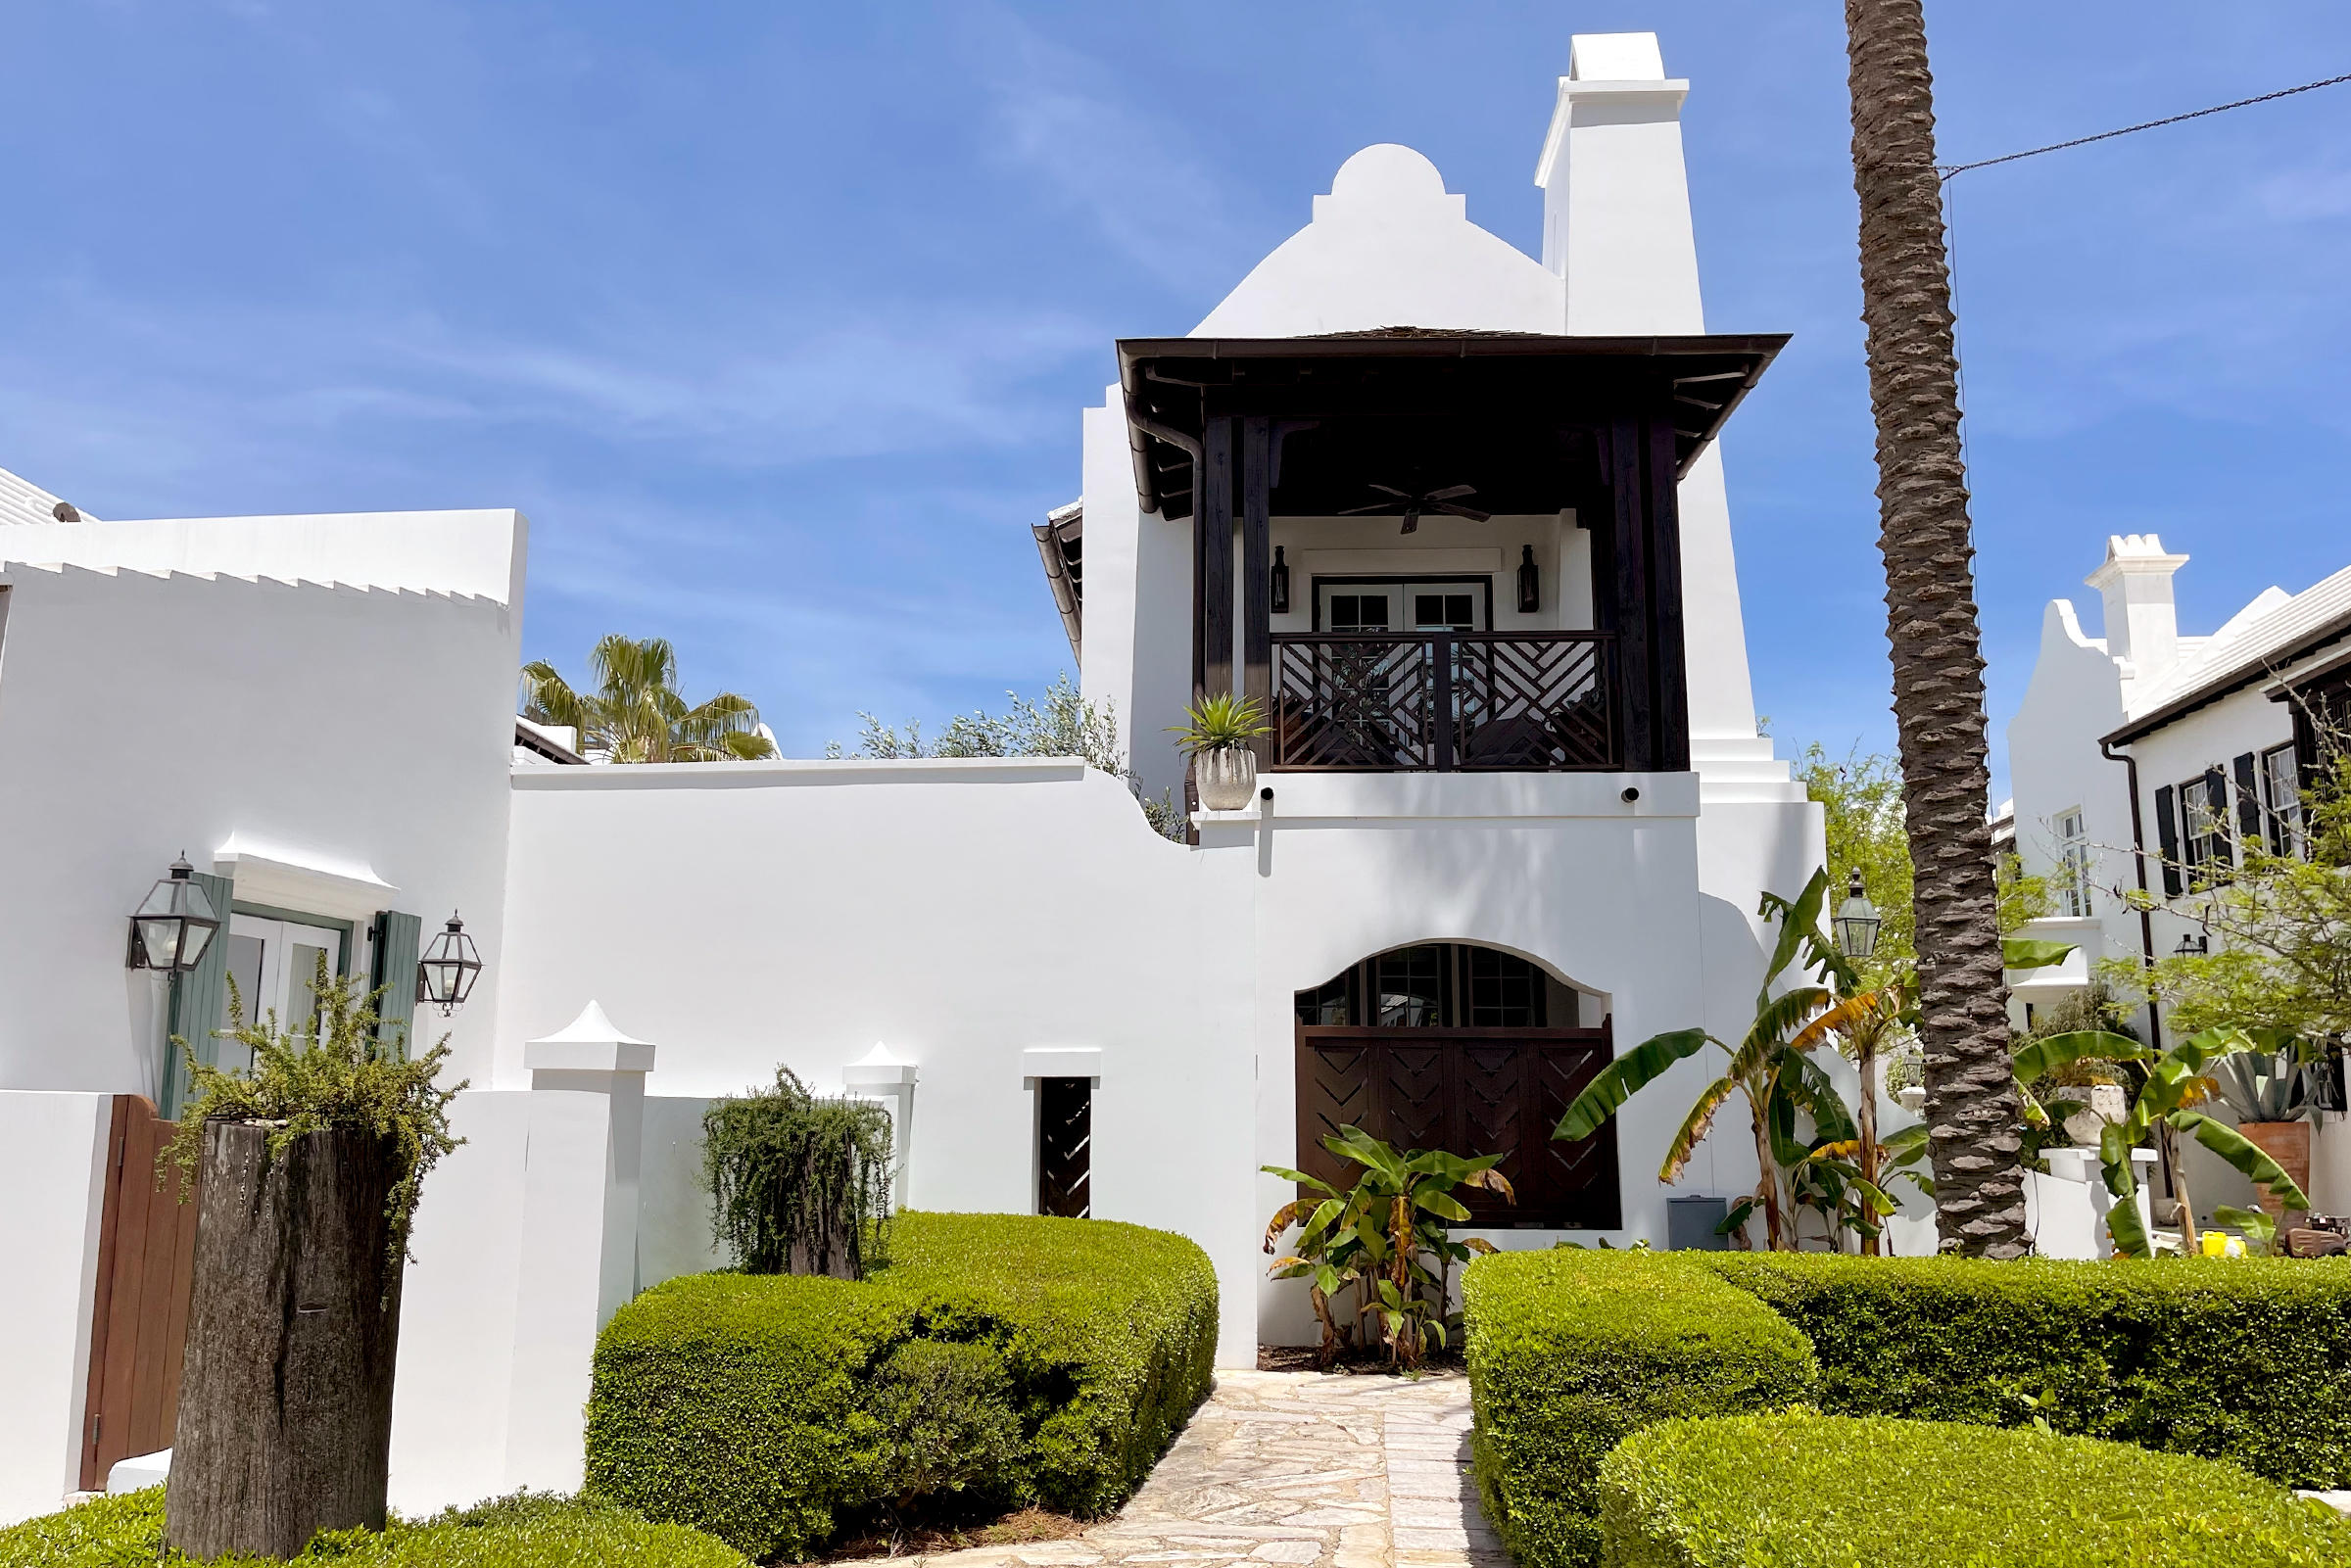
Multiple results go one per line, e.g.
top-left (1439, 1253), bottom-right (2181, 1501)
top-left (2238, 1119), bottom-right (2313, 1222)
top-left (1195, 747), bottom-right (1258, 812)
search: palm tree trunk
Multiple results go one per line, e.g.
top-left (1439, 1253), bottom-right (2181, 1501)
top-left (1844, 0), bottom-right (2030, 1258)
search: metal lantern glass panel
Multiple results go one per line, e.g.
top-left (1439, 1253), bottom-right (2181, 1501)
top-left (127, 856), bottom-right (220, 973)
top-left (1832, 871), bottom-right (1881, 961)
top-left (417, 914), bottom-right (483, 1014)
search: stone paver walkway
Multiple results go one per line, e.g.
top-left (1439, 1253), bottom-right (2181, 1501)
top-left (917, 1371), bottom-right (1501, 1568)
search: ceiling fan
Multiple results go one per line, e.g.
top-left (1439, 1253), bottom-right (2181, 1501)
top-left (1338, 483), bottom-right (1492, 535)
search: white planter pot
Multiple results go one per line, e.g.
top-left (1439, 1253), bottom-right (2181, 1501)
top-left (2064, 1083), bottom-right (2129, 1149)
top-left (1195, 747), bottom-right (1258, 812)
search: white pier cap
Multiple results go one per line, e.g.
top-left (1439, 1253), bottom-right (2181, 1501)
top-left (525, 1000), bottom-right (654, 1074)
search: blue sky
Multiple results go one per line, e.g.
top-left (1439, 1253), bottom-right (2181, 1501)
top-left (8, 4), bottom-right (2349, 790)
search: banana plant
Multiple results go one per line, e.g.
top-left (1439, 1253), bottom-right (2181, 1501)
top-left (1263, 1125), bottom-right (1513, 1367)
top-left (2022, 1024), bottom-right (2311, 1256)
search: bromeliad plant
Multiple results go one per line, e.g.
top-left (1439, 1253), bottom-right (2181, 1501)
top-left (1262, 1126), bottom-right (1513, 1368)
top-left (2016, 1023), bottom-right (2312, 1256)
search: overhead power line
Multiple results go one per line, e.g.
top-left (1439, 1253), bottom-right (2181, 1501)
top-left (1939, 71), bottom-right (2351, 179)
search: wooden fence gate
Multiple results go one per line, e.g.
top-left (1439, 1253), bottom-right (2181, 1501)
top-left (79, 1095), bottom-right (202, 1491)
top-left (1294, 1024), bottom-right (1621, 1229)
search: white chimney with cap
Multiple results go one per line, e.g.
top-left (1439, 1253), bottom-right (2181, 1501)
top-left (2085, 534), bottom-right (2189, 682)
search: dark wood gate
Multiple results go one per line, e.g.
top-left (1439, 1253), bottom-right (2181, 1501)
top-left (1037, 1077), bottom-right (1093, 1218)
top-left (1295, 1025), bottom-right (1620, 1228)
top-left (79, 1095), bottom-right (202, 1490)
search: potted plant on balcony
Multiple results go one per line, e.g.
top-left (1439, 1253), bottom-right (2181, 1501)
top-left (1171, 693), bottom-right (1270, 812)
top-left (2212, 1039), bottom-right (2321, 1224)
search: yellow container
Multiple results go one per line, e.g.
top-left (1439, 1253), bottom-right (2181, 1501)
top-left (2201, 1230), bottom-right (2230, 1258)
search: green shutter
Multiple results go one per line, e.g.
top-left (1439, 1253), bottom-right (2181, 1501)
top-left (371, 910), bottom-right (423, 1058)
top-left (162, 870), bottom-right (236, 1118)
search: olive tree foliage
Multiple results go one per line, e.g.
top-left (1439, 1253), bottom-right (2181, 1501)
top-left (2111, 745), bottom-right (2351, 1042)
top-left (830, 674), bottom-right (1185, 839)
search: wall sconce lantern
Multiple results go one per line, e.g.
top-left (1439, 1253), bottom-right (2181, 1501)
top-left (2174, 930), bottom-right (2209, 959)
top-left (1516, 546), bottom-right (1540, 614)
top-left (1833, 870), bottom-right (1882, 961)
top-left (417, 913), bottom-right (484, 1015)
top-left (126, 855), bottom-right (221, 973)
top-left (1270, 546), bottom-right (1290, 615)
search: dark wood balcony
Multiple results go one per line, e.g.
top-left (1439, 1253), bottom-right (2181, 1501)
top-left (1271, 630), bottom-right (1617, 770)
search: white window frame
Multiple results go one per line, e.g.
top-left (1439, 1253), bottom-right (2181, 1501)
top-left (2260, 741), bottom-right (2304, 859)
top-left (222, 913), bottom-right (349, 1070)
top-left (2054, 807), bottom-right (2092, 917)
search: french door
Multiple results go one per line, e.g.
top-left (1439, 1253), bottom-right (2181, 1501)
top-left (221, 914), bottom-right (345, 1065)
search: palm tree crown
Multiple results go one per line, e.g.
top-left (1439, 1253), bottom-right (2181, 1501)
top-left (522, 634), bottom-right (778, 764)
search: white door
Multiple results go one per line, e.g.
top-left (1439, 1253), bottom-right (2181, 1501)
top-left (222, 914), bottom-right (346, 1069)
top-left (1317, 580), bottom-right (1487, 633)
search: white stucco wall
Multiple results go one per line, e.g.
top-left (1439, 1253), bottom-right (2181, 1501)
top-left (0, 542), bottom-right (521, 1093)
top-left (0, 1092), bottom-right (112, 1526)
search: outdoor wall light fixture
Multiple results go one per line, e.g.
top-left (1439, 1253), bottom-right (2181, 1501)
top-left (1833, 870), bottom-right (1882, 961)
top-left (126, 855), bottom-right (221, 973)
top-left (1517, 545), bottom-right (1540, 614)
top-left (2174, 931), bottom-right (2209, 959)
top-left (1270, 546), bottom-right (1290, 614)
top-left (417, 913), bottom-right (484, 1015)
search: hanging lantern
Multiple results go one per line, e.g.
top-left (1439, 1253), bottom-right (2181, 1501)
top-left (1270, 545), bottom-right (1290, 615)
top-left (1832, 870), bottom-right (1881, 961)
top-left (2174, 930), bottom-right (2209, 959)
top-left (1517, 545), bottom-right (1540, 614)
top-left (416, 913), bottom-right (483, 1015)
top-left (126, 856), bottom-right (221, 973)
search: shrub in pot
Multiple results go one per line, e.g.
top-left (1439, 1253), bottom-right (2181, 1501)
top-left (1169, 693), bottom-right (1270, 812)
top-left (2213, 1043), bottom-right (2321, 1223)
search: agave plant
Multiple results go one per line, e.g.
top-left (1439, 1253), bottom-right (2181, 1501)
top-left (1262, 1125), bottom-right (1513, 1368)
top-left (1167, 693), bottom-right (1270, 758)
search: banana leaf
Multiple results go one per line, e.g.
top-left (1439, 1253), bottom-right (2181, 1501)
top-left (1260, 1164), bottom-right (1339, 1195)
top-left (1755, 868), bottom-right (1835, 1006)
top-left (2169, 1110), bottom-right (2311, 1212)
top-left (2097, 1120), bottom-right (2154, 1259)
top-left (1779, 1049), bottom-right (1858, 1144)
top-left (1557, 1027), bottom-right (1715, 1141)
top-left (2211, 1205), bottom-right (2279, 1254)
top-left (1725, 988), bottom-right (1835, 1081)
top-left (1880, 1122), bottom-right (1930, 1167)
top-left (2010, 1028), bottom-right (2150, 1086)
top-left (1414, 1188), bottom-right (1472, 1222)
top-left (2000, 937), bottom-right (2080, 974)
top-left (1659, 1073), bottom-right (1742, 1184)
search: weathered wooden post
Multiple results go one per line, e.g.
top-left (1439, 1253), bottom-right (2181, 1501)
top-left (166, 1120), bottom-right (404, 1560)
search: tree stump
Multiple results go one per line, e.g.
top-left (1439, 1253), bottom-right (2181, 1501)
top-left (167, 1120), bottom-right (404, 1561)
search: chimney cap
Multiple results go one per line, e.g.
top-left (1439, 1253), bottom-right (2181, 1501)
top-left (1569, 32), bottom-right (1666, 82)
top-left (2086, 533), bottom-right (2188, 590)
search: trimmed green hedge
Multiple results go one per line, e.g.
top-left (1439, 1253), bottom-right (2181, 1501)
top-left (0, 1488), bottom-right (747, 1568)
top-left (586, 1212), bottom-right (1219, 1562)
top-left (1463, 1249), bottom-right (1818, 1568)
top-left (1599, 1411), bottom-right (2351, 1567)
top-left (1700, 1254), bottom-right (2351, 1488)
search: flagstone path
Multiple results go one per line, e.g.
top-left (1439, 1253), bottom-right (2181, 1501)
top-left (914, 1370), bottom-right (1502, 1568)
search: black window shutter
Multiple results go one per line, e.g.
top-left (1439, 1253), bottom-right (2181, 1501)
top-left (2204, 766), bottom-right (2232, 870)
top-left (2154, 784), bottom-right (2182, 896)
top-left (2232, 753), bottom-right (2262, 857)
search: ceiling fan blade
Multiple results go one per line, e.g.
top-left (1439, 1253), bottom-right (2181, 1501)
top-left (1339, 501), bottom-right (1403, 516)
top-left (1427, 502), bottom-right (1492, 522)
top-left (1423, 484), bottom-right (1477, 501)
top-left (1366, 483), bottom-right (1412, 499)
top-left (1399, 510), bottom-right (1421, 535)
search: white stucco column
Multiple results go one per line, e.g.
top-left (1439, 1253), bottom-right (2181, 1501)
top-left (502, 1002), bottom-right (653, 1494)
top-left (842, 1042), bottom-right (919, 1210)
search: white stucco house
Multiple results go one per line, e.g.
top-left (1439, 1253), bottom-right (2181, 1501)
top-left (2004, 532), bottom-right (2351, 1215)
top-left (0, 32), bottom-right (1826, 1525)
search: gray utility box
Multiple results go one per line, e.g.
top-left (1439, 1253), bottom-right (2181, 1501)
top-left (1666, 1195), bottom-right (1729, 1251)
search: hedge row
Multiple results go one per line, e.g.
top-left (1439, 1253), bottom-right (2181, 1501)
top-left (1463, 1249), bottom-right (2351, 1568)
top-left (1600, 1411), bottom-right (2351, 1568)
top-left (0, 1488), bottom-right (747, 1568)
top-left (1462, 1249), bottom-right (1817, 1568)
top-left (586, 1212), bottom-right (1219, 1562)
top-left (1701, 1253), bottom-right (2351, 1488)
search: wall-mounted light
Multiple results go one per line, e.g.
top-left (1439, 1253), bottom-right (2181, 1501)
top-left (2174, 930), bottom-right (2209, 959)
top-left (1270, 546), bottom-right (1290, 615)
top-left (417, 913), bottom-right (484, 1015)
top-left (126, 855), bottom-right (220, 973)
top-left (1517, 545), bottom-right (1540, 614)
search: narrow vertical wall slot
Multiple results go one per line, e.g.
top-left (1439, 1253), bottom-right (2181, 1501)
top-left (1037, 1076), bottom-right (1092, 1218)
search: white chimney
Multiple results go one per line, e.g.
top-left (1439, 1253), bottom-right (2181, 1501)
top-left (1532, 32), bottom-right (1703, 334)
top-left (2085, 534), bottom-right (2188, 679)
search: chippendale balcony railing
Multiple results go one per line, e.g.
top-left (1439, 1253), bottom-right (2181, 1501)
top-left (1269, 631), bottom-right (1618, 771)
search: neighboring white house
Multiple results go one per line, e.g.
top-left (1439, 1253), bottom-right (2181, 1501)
top-left (0, 31), bottom-right (1833, 1525)
top-left (2004, 532), bottom-right (2351, 1216)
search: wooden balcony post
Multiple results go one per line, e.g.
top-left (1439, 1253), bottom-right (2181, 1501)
top-left (1643, 411), bottom-right (1692, 772)
top-left (1606, 417), bottom-right (1656, 770)
top-left (1240, 415), bottom-right (1272, 763)
top-left (1200, 416), bottom-right (1235, 699)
